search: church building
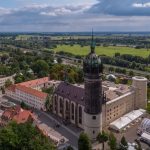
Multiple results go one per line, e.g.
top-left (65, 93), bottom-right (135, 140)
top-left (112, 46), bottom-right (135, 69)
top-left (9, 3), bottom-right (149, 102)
top-left (52, 34), bottom-right (147, 139)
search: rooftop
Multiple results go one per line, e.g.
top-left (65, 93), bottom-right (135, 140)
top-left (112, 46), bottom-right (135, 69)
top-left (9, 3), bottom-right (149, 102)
top-left (73, 81), bottom-right (132, 102)
top-left (55, 82), bottom-right (84, 106)
top-left (8, 84), bottom-right (48, 100)
top-left (18, 77), bottom-right (49, 87)
top-left (13, 109), bottom-right (33, 124)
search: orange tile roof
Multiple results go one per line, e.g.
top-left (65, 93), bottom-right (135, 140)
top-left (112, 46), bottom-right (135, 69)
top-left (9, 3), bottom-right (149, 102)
top-left (2, 110), bottom-right (12, 119)
top-left (7, 84), bottom-right (48, 100)
top-left (7, 85), bottom-right (16, 92)
top-left (16, 85), bottom-right (48, 100)
top-left (2, 106), bottom-right (21, 120)
top-left (18, 77), bottom-right (49, 87)
top-left (13, 109), bottom-right (32, 124)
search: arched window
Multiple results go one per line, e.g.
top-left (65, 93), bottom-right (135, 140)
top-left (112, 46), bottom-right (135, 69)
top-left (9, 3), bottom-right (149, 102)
top-left (79, 106), bottom-right (82, 124)
top-left (54, 96), bottom-right (57, 111)
top-left (66, 101), bottom-right (69, 111)
top-left (59, 98), bottom-right (63, 114)
top-left (71, 103), bottom-right (74, 120)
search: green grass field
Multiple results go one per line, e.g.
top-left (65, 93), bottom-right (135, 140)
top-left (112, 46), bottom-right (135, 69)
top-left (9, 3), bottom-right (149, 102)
top-left (53, 44), bottom-right (150, 57)
top-left (16, 35), bottom-right (32, 40)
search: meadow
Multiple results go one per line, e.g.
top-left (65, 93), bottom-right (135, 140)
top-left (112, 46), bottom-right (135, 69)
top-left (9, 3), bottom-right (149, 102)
top-left (53, 44), bottom-right (150, 57)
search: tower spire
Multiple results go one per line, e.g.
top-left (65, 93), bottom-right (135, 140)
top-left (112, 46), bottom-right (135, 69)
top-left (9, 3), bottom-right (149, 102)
top-left (91, 29), bottom-right (95, 53)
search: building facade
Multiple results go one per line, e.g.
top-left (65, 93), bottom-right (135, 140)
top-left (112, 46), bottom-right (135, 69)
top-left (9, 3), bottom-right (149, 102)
top-left (0, 75), bottom-right (15, 88)
top-left (52, 77), bottom-right (147, 138)
top-left (5, 77), bottom-right (61, 110)
top-left (6, 84), bottom-right (47, 110)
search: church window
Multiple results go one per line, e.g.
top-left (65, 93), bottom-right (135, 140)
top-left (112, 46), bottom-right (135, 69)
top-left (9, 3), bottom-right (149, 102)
top-left (71, 103), bottom-right (74, 120)
top-left (60, 98), bottom-right (63, 114)
top-left (92, 116), bottom-right (96, 120)
top-left (79, 106), bottom-right (82, 124)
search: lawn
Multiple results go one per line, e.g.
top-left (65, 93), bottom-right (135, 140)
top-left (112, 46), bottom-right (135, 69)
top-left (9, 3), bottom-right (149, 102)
top-left (53, 44), bottom-right (150, 57)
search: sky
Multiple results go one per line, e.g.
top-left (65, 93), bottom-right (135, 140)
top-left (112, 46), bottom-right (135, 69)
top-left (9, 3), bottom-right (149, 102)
top-left (0, 0), bottom-right (150, 32)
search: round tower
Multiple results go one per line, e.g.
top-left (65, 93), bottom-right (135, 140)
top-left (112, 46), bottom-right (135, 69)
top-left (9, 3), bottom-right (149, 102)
top-left (132, 76), bottom-right (147, 109)
top-left (83, 32), bottom-right (103, 140)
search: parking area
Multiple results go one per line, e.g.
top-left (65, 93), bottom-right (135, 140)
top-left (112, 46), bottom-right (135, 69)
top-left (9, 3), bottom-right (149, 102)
top-left (112, 117), bottom-right (150, 149)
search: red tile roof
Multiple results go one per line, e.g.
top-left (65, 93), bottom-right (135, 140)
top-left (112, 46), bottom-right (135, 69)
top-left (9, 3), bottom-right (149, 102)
top-left (16, 85), bottom-right (48, 100)
top-left (7, 84), bottom-right (48, 100)
top-left (13, 109), bottom-right (33, 124)
top-left (18, 77), bottom-right (49, 87)
top-left (2, 106), bottom-right (21, 120)
top-left (7, 85), bottom-right (16, 92)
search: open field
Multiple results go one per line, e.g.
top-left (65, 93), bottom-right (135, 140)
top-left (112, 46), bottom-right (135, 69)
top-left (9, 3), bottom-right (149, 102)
top-left (16, 35), bottom-right (32, 40)
top-left (53, 44), bottom-right (150, 57)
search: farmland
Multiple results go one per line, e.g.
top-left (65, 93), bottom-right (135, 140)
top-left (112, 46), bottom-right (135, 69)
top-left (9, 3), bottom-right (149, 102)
top-left (53, 44), bottom-right (150, 57)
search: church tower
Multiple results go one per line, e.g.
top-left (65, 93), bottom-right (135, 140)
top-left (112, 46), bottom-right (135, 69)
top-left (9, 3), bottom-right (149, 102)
top-left (83, 32), bottom-right (103, 140)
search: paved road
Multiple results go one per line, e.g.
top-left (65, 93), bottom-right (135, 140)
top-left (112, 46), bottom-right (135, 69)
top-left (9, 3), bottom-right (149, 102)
top-left (5, 96), bottom-right (80, 149)
top-left (34, 109), bottom-right (79, 150)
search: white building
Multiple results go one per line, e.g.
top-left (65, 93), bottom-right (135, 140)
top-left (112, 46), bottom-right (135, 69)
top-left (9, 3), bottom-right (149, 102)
top-left (5, 77), bottom-right (60, 110)
top-left (6, 84), bottom-right (47, 110)
top-left (0, 75), bottom-right (14, 88)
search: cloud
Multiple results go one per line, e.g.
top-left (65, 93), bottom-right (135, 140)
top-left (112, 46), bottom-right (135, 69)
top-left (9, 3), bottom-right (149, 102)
top-left (24, 3), bottom-right (49, 9)
top-left (0, 7), bottom-right (12, 16)
top-left (88, 0), bottom-right (150, 16)
top-left (133, 2), bottom-right (150, 8)
top-left (0, 1), bottom-right (150, 32)
top-left (39, 4), bottom-right (92, 16)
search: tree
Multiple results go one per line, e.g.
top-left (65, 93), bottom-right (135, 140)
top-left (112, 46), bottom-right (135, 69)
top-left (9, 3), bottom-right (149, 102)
top-left (66, 145), bottom-right (74, 150)
top-left (108, 132), bottom-right (117, 150)
top-left (114, 53), bottom-right (120, 57)
top-left (78, 132), bottom-right (92, 150)
top-left (119, 136), bottom-right (128, 150)
top-left (97, 131), bottom-right (108, 150)
top-left (14, 73), bottom-right (25, 83)
top-left (109, 67), bottom-right (114, 72)
top-left (129, 70), bottom-right (134, 76)
top-left (1, 54), bottom-right (9, 63)
top-left (21, 101), bottom-right (30, 110)
top-left (45, 95), bottom-right (52, 111)
top-left (134, 139), bottom-right (142, 150)
top-left (5, 79), bottom-right (13, 88)
top-left (31, 60), bottom-right (49, 77)
top-left (0, 121), bottom-right (56, 150)
top-left (57, 57), bottom-right (62, 64)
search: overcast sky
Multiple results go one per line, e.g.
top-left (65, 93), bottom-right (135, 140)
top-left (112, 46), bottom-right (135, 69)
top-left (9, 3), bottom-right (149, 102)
top-left (0, 0), bottom-right (150, 32)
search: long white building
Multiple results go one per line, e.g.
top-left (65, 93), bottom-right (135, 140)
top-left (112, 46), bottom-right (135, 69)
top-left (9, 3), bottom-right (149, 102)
top-left (5, 77), bottom-right (61, 110)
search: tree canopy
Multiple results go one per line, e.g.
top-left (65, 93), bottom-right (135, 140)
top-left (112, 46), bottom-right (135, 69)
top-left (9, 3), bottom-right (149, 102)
top-left (31, 60), bottom-right (49, 77)
top-left (78, 132), bottom-right (92, 150)
top-left (0, 121), bottom-right (56, 150)
top-left (108, 132), bottom-right (117, 150)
